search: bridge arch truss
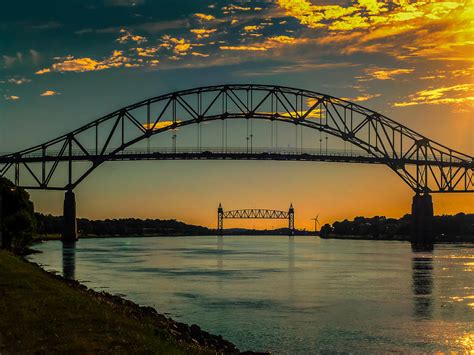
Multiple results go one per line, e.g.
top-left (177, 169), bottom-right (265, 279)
top-left (0, 84), bottom-right (472, 193)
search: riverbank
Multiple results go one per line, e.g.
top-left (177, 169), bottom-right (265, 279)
top-left (32, 232), bottom-right (311, 243)
top-left (33, 233), bottom-right (216, 242)
top-left (321, 234), bottom-right (474, 243)
top-left (0, 251), bottom-right (262, 354)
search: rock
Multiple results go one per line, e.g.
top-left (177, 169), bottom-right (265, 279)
top-left (190, 324), bottom-right (201, 334)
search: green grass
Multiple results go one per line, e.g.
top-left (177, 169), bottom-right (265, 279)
top-left (0, 251), bottom-right (213, 354)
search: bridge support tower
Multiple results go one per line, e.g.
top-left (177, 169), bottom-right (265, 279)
top-left (217, 203), bottom-right (223, 236)
top-left (63, 190), bottom-right (78, 242)
top-left (411, 193), bottom-right (434, 245)
top-left (288, 204), bottom-right (295, 236)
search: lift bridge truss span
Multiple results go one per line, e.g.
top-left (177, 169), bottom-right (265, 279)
top-left (222, 209), bottom-right (291, 219)
top-left (217, 204), bottom-right (295, 236)
top-left (0, 84), bottom-right (472, 193)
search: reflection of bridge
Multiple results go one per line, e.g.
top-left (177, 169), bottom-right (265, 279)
top-left (217, 204), bottom-right (295, 236)
top-left (0, 84), bottom-right (472, 244)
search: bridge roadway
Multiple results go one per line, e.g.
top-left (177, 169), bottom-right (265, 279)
top-left (0, 147), bottom-right (469, 167)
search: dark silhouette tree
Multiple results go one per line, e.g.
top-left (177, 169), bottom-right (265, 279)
top-left (320, 223), bottom-right (333, 237)
top-left (0, 177), bottom-right (36, 252)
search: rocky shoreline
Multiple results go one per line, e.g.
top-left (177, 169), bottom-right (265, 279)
top-left (18, 254), bottom-right (269, 354)
top-left (52, 278), bottom-right (235, 353)
top-left (60, 283), bottom-right (259, 354)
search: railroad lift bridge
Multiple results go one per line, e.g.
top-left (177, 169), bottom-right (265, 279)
top-left (217, 203), bottom-right (295, 236)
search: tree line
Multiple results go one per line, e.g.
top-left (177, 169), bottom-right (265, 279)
top-left (2, 176), bottom-right (473, 253)
top-left (320, 214), bottom-right (474, 242)
top-left (35, 214), bottom-right (212, 237)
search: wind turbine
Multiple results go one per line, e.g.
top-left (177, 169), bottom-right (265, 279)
top-left (311, 215), bottom-right (320, 234)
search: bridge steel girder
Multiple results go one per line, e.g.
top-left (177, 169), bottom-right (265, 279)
top-left (0, 84), bottom-right (472, 193)
top-left (216, 205), bottom-right (295, 236)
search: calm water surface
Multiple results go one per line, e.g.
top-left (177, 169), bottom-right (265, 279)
top-left (29, 236), bottom-right (474, 353)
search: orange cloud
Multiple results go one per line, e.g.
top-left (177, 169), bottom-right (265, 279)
top-left (220, 35), bottom-right (308, 53)
top-left (52, 57), bottom-right (100, 72)
top-left (357, 0), bottom-right (386, 15)
top-left (341, 93), bottom-right (381, 102)
top-left (135, 47), bottom-right (159, 57)
top-left (191, 52), bottom-right (209, 57)
top-left (143, 121), bottom-right (180, 130)
top-left (393, 84), bottom-right (474, 107)
top-left (35, 50), bottom-right (133, 74)
top-left (220, 45), bottom-right (267, 51)
top-left (276, 0), bottom-right (325, 28)
top-left (194, 13), bottom-right (215, 21)
top-left (277, 0), bottom-right (463, 32)
top-left (190, 28), bottom-right (217, 39)
top-left (116, 29), bottom-right (147, 44)
top-left (40, 90), bottom-right (59, 96)
top-left (266, 35), bottom-right (302, 45)
top-left (35, 68), bottom-right (51, 75)
top-left (161, 36), bottom-right (192, 55)
top-left (365, 68), bottom-right (414, 80)
top-left (277, 0), bottom-right (473, 62)
top-left (243, 25), bottom-right (263, 32)
top-left (4, 95), bottom-right (20, 100)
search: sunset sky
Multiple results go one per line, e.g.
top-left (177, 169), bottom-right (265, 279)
top-left (1, 0), bottom-right (473, 229)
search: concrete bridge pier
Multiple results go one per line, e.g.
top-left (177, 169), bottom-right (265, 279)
top-left (411, 193), bottom-right (434, 245)
top-left (63, 190), bottom-right (78, 242)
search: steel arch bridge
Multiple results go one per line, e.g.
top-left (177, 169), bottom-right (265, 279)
top-left (0, 84), bottom-right (473, 193)
top-left (0, 84), bottom-right (472, 242)
top-left (217, 203), bottom-right (295, 235)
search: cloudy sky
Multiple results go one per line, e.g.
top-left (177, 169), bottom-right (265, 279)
top-left (1, 0), bottom-right (473, 228)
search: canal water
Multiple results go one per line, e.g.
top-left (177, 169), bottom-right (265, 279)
top-left (29, 236), bottom-right (473, 353)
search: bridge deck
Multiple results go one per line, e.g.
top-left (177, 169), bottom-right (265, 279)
top-left (0, 147), bottom-right (468, 167)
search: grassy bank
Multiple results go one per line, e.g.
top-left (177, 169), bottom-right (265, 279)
top-left (0, 251), bottom-right (244, 354)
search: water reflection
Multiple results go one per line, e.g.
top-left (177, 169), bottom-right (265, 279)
top-left (412, 249), bottom-right (433, 320)
top-left (31, 237), bottom-right (472, 353)
top-left (411, 242), bottom-right (434, 253)
top-left (288, 236), bottom-right (295, 298)
top-left (62, 241), bottom-right (76, 280)
top-left (216, 236), bottom-right (223, 271)
top-left (288, 236), bottom-right (295, 272)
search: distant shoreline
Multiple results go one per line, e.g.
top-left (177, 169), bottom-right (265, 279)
top-left (33, 233), bottom-right (474, 244)
top-left (320, 234), bottom-right (474, 243)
